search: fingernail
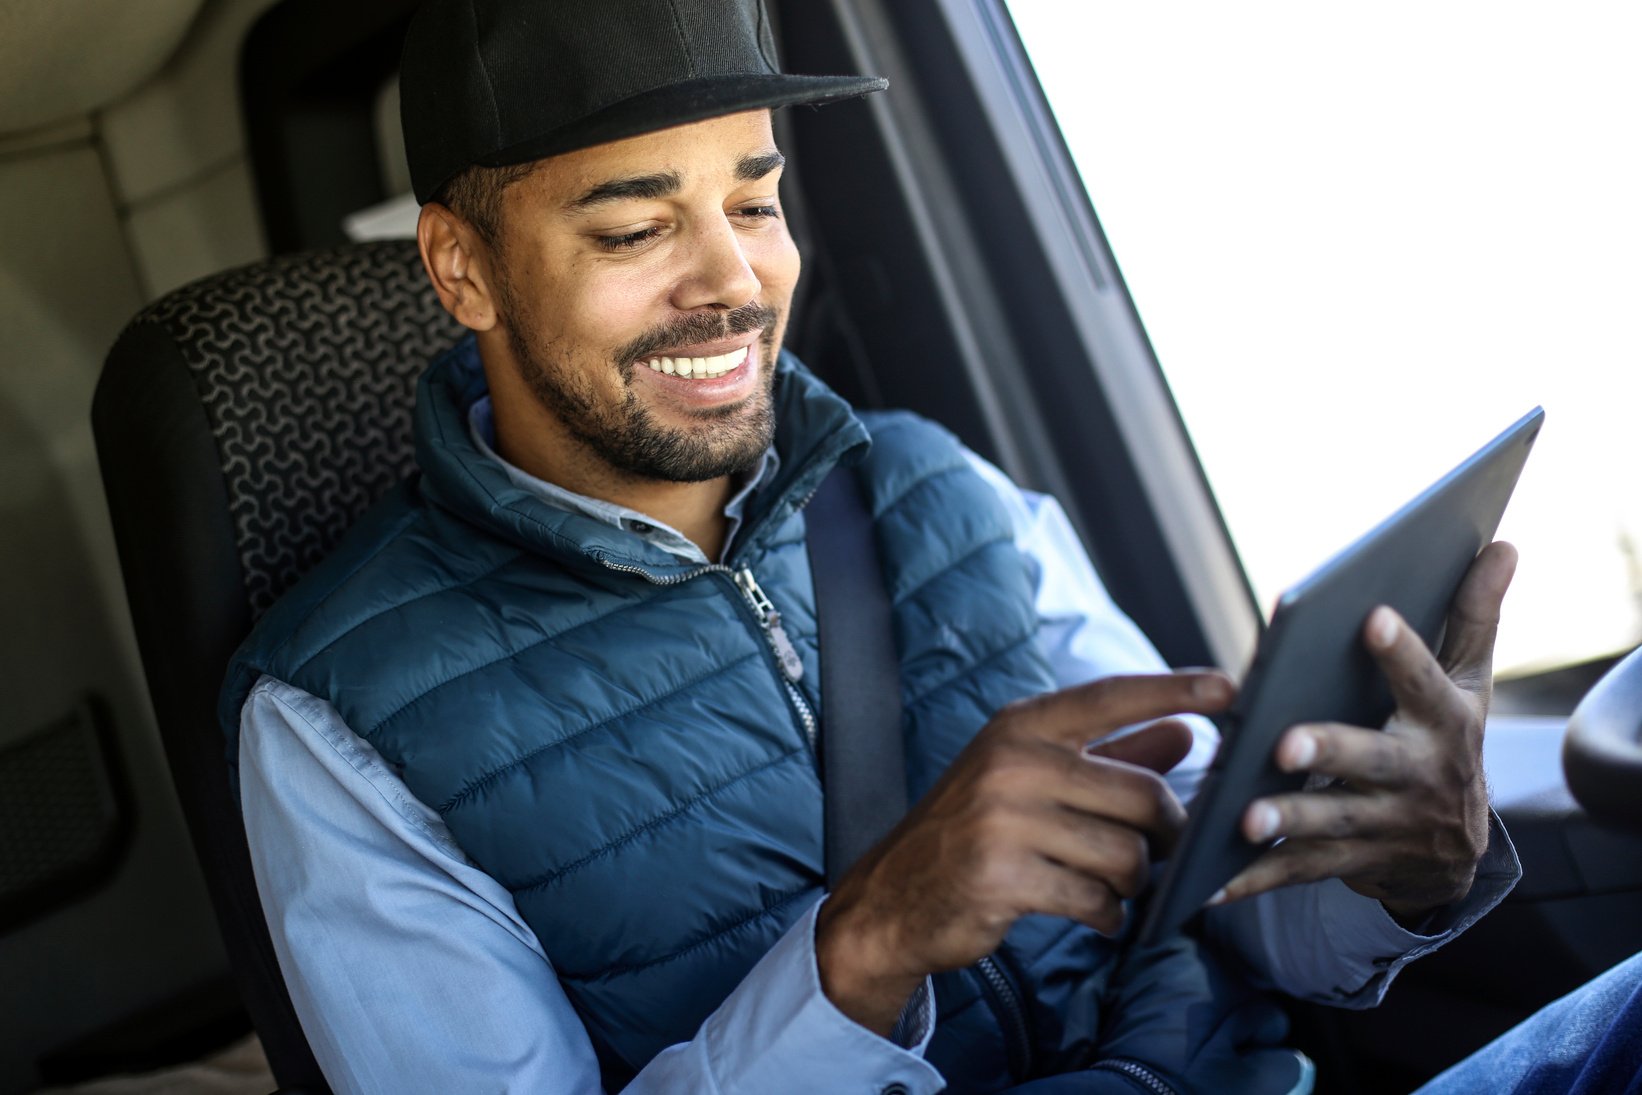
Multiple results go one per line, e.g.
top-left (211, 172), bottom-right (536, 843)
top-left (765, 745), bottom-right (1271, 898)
top-left (1248, 802), bottom-right (1280, 842)
top-left (1371, 607), bottom-right (1398, 649)
top-left (1285, 731), bottom-right (1317, 771)
top-left (1207, 887), bottom-right (1228, 906)
top-left (1192, 674), bottom-right (1231, 702)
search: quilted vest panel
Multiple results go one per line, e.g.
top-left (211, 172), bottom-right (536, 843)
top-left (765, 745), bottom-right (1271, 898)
top-left (224, 340), bottom-right (1116, 1090)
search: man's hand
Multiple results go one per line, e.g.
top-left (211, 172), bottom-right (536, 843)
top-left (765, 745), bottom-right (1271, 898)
top-left (1217, 541), bottom-right (1518, 920)
top-left (815, 671), bottom-right (1235, 1035)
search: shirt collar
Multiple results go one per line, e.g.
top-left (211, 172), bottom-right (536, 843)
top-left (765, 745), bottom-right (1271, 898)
top-left (465, 396), bottom-right (780, 566)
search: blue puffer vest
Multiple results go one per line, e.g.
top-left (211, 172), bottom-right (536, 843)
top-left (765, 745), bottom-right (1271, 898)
top-left (222, 339), bottom-right (1127, 1091)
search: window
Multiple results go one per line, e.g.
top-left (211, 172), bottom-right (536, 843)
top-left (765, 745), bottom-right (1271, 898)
top-left (1004, 2), bottom-right (1642, 676)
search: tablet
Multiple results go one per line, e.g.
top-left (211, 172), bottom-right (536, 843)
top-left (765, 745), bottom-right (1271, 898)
top-left (1135, 406), bottom-right (1543, 947)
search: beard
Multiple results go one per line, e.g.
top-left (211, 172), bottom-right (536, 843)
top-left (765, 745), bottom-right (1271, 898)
top-left (496, 278), bottom-right (781, 484)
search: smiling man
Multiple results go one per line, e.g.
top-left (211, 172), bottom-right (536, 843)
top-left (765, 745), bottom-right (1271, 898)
top-left (423, 113), bottom-right (798, 560)
top-left (219, 2), bottom-right (1556, 1093)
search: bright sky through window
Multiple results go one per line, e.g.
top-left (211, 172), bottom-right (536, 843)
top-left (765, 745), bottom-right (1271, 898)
top-left (1005, 1), bottom-right (1642, 675)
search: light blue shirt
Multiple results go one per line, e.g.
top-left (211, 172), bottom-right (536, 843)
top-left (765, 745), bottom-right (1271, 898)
top-left (238, 403), bottom-right (1519, 1094)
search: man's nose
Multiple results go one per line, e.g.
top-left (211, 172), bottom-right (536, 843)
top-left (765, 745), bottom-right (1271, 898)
top-left (670, 214), bottom-right (762, 312)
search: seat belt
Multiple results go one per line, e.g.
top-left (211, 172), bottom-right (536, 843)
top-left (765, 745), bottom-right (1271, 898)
top-left (806, 466), bottom-right (909, 890)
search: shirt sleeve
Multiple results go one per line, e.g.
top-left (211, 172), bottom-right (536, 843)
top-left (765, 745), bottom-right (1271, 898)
top-left (961, 449), bottom-right (1522, 1005)
top-left (1199, 815), bottom-right (1521, 1007)
top-left (239, 675), bottom-right (943, 1095)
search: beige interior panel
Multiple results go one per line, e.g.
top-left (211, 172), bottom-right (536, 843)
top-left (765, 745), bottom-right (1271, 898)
top-left (0, 116), bottom-right (93, 159)
top-left (0, 149), bottom-right (141, 452)
top-left (374, 75), bottom-right (413, 198)
top-left (0, 0), bottom-right (206, 134)
top-left (124, 159), bottom-right (266, 299)
top-left (0, 144), bottom-right (228, 1094)
top-left (100, 0), bottom-right (284, 208)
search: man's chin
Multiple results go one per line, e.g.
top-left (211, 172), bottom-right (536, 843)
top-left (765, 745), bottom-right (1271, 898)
top-left (588, 395), bottom-right (773, 484)
top-left (628, 444), bottom-right (769, 484)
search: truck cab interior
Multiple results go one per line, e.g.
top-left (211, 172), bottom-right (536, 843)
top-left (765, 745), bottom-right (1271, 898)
top-left (2, 1), bottom-right (1638, 1092)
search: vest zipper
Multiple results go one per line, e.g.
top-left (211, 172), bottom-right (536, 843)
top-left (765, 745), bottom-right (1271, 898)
top-left (602, 541), bottom-right (1029, 1078)
top-left (1087, 1058), bottom-right (1179, 1095)
top-left (976, 953), bottom-right (1033, 1080)
top-left (591, 556), bottom-right (818, 754)
top-left (731, 567), bottom-right (818, 754)
top-left (732, 569), bottom-right (806, 681)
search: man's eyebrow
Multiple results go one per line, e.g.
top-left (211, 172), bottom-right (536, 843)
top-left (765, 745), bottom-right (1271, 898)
top-left (736, 150), bottom-right (786, 181)
top-left (564, 170), bottom-right (683, 212)
top-left (562, 153), bottom-right (784, 213)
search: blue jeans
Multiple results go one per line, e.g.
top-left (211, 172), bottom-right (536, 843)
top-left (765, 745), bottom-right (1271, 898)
top-left (1416, 950), bottom-right (1642, 1095)
top-left (1004, 949), bottom-right (1642, 1093)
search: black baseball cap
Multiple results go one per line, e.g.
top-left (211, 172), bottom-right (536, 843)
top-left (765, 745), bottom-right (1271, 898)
top-left (400, 0), bottom-right (888, 204)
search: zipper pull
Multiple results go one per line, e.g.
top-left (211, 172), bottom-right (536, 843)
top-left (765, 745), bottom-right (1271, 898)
top-left (766, 614), bottom-right (805, 682)
top-left (734, 569), bottom-right (805, 682)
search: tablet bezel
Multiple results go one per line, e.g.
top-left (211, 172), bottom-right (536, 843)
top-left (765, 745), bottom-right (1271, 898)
top-left (1135, 406), bottom-right (1544, 947)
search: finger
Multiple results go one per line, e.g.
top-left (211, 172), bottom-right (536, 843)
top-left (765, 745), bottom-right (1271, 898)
top-left (1273, 722), bottom-right (1413, 787)
top-left (1006, 672), bottom-right (1235, 751)
top-left (1031, 858), bottom-right (1127, 935)
top-left (1241, 786), bottom-right (1399, 844)
top-left (1363, 606), bottom-right (1471, 734)
top-left (1213, 838), bottom-right (1376, 905)
top-left (1436, 541), bottom-right (1518, 681)
top-left (1029, 809), bottom-right (1152, 899)
top-left (1037, 866), bottom-right (1129, 932)
top-left (1047, 749), bottom-right (1188, 850)
top-left (1085, 717), bottom-right (1196, 775)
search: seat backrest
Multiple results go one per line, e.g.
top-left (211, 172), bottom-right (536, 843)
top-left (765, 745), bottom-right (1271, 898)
top-left (92, 240), bottom-right (463, 1090)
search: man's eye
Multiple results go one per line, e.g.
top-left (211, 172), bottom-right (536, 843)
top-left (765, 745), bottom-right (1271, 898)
top-left (739, 205), bottom-right (781, 220)
top-left (595, 226), bottom-right (662, 251)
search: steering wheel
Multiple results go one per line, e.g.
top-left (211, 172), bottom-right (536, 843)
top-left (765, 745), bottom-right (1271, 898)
top-left (1563, 645), bottom-right (1642, 831)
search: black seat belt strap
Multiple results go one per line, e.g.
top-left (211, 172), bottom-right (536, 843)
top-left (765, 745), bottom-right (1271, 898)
top-left (806, 465), bottom-right (909, 890)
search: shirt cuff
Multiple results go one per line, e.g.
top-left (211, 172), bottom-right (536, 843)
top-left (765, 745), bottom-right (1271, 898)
top-left (691, 897), bottom-right (944, 1095)
top-left (1315, 809), bottom-right (1522, 1008)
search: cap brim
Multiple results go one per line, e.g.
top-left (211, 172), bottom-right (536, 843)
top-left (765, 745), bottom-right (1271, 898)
top-left (423, 73), bottom-right (886, 201)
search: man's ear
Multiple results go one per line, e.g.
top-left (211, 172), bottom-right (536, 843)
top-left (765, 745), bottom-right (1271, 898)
top-left (417, 204), bottom-right (499, 332)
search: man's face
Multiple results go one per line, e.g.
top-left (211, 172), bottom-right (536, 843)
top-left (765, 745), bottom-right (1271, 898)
top-left (482, 110), bottom-right (800, 484)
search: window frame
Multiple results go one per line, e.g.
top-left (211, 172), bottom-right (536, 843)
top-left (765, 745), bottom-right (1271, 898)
top-left (780, 0), bottom-right (1258, 671)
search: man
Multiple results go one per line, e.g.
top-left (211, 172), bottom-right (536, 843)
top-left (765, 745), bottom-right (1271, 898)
top-left (223, 1), bottom-right (1536, 1091)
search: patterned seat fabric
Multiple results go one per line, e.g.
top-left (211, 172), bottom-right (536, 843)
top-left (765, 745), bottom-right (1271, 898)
top-left (130, 240), bottom-right (464, 619)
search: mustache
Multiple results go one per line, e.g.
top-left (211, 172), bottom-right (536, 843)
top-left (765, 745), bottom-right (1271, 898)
top-left (615, 302), bottom-right (779, 367)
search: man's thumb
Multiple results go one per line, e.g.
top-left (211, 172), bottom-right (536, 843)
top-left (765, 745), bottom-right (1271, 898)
top-left (1084, 718), bottom-right (1196, 774)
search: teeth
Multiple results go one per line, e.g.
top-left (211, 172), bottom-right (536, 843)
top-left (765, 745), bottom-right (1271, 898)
top-left (644, 345), bottom-right (750, 380)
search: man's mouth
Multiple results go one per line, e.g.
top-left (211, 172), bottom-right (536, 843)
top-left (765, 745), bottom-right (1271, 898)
top-left (641, 344), bottom-right (750, 380)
